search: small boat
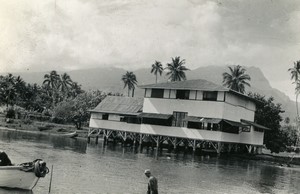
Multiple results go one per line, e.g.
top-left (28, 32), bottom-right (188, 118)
top-left (0, 159), bottom-right (49, 190)
top-left (62, 131), bottom-right (78, 138)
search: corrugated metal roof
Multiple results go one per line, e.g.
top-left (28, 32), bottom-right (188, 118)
top-left (202, 118), bottom-right (222, 124)
top-left (223, 120), bottom-right (249, 127)
top-left (241, 119), bottom-right (270, 130)
top-left (184, 117), bottom-right (222, 123)
top-left (139, 79), bottom-right (229, 91)
top-left (184, 116), bottom-right (203, 122)
top-left (90, 96), bottom-right (143, 115)
top-left (138, 113), bottom-right (173, 119)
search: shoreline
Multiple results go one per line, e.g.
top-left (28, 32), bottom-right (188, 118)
top-left (1, 123), bottom-right (300, 167)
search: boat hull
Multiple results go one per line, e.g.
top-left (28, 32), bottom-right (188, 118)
top-left (0, 166), bottom-right (39, 190)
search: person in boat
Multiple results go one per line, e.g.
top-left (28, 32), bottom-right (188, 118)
top-left (144, 169), bottom-right (158, 194)
top-left (0, 151), bottom-right (12, 166)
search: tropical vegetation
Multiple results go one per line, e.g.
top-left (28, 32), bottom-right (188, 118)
top-left (0, 71), bottom-right (114, 129)
top-left (150, 61), bottom-right (163, 83)
top-left (222, 65), bottom-right (251, 94)
top-left (288, 60), bottom-right (300, 118)
top-left (121, 71), bottom-right (138, 97)
top-left (165, 56), bottom-right (189, 82)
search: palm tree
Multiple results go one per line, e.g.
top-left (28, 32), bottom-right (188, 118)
top-left (43, 70), bottom-right (61, 107)
top-left (288, 61), bottom-right (300, 118)
top-left (165, 56), bottom-right (189, 82)
top-left (43, 70), bottom-right (60, 90)
top-left (121, 71), bottom-right (138, 97)
top-left (222, 65), bottom-right (251, 94)
top-left (69, 82), bottom-right (83, 98)
top-left (59, 73), bottom-right (73, 98)
top-left (151, 61), bottom-right (163, 83)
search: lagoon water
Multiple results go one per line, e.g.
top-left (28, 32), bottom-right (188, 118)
top-left (0, 130), bottom-right (299, 194)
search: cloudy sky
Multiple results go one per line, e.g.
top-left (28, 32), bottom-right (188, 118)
top-left (0, 0), bottom-right (299, 99)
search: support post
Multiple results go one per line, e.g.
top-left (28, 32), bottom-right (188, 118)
top-left (193, 140), bottom-right (196, 152)
top-left (133, 133), bottom-right (136, 148)
top-left (139, 134), bottom-right (143, 145)
top-left (174, 138), bottom-right (177, 149)
top-left (95, 136), bottom-right (99, 144)
top-left (228, 143), bottom-right (232, 153)
top-left (217, 142), bottom-right (222, 156)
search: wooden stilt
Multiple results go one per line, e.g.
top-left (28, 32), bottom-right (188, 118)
top-left (217, 142), bottom-right (222, 156)
top-left (193, 140), bottom-right (196, 152)
top-left (95, 136), bottom-right (99, 144)
top-left (174, 138), bottom-right (177, 149)
top-left (228, 143), bottom-right (233, 153)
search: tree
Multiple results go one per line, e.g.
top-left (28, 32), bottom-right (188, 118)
top-left (151, 61), bottom-right (163, 83)
top-left (69, 82), bottom-right (83, 98)
top-left (222, 65), bottom-right (251, 94)
top-left (59, 73), bottom-right (73, 98)
top-left (288, 60), bottom-right (300, 117)
top-left (43, 70), bottom-right (61, 107)
top-left (121, 71), bottom-right (138, 97)
top-left (165, 56), bottom-right (189, 82)
top-left (0, 74), bottom-right (20, 107)
top-left (52, 90), bottom-right (106, 129)
top-left (248, 93), bottom-right (284, 153)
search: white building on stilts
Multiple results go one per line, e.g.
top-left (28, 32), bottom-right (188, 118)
top-left (89, 79), bottom-right (269, 154)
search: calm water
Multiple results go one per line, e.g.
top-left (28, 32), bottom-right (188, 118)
top-left (0, 130), bottom-right (299, 194)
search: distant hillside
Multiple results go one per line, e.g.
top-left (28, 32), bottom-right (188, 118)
top-left (2, 66), bottom-right (296, 120)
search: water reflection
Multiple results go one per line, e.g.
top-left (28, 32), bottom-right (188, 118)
top-left (0, 129), bottom-right (300, 193)
top-left (0, 130), bottom-right (87, 154)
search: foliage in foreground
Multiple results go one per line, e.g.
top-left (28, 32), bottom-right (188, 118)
top-left (248, 93), bottom-right (288, 153)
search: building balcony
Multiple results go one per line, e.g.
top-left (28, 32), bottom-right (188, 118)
top-left (89, 118), bottom-right (264, 145)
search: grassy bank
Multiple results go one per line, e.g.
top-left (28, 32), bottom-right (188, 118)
top-left (0, 113), bottom-right (89, 138)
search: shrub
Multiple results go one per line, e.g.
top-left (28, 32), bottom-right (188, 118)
top-left (38, 125), bottom-right (53, 131)
top-left (51, 117), bottom-right (65, 124)
top-left (6, 109), bottom-right (15, 119)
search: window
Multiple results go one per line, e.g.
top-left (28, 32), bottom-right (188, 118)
top-left (172, 112), bottom-right (187, 127)
top-left (151, 89), bottom-right (164, 98)
top-left (102, 114), bottom-right (109, 120)
top-left (254, 127), bottom-right (264, 132)
top-left (187, 122), bottom-right (202, 129)
top-left (176, 90), bottom-right (190, 99)
top-left (203, 91), bottom-right (218, 101)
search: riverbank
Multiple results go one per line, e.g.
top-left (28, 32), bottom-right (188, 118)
top-left (224, 152), bottom-right (300, 167)
top-left (0, 114), bottom-right (89, 138)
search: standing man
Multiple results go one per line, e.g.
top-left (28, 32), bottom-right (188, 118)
top-left (144, 169), bottom-right (158, 194)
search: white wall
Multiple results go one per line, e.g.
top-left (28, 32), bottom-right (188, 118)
top-left (163, 89), bottom-right (170, 98)
top-left (223, 102), bottom-right (255, 122)
top-left (225, 92), bottom-right (256, 111)
top-left (196, 91), bottom-right (203, 100)
top-left (89, 119), bottom-right (264, 145)
top-left (217, 92), bottom-right (225, 101)
top-left (145, 88), bottom-right (151, 97)
top-left (240, 127), bottom-right (264, 145)
top-left (143, 97), bottom-right (255, 122)
top-left (189, 90), bottom-right (196, 100)
top-left (91, 113), bottom-right (103, 119)
top-left (143, 98), bottom-right (224, 118)
top-left (170, 90), bottom-right (176, 99)
top-left (108, 114), bottom-right (121, 121)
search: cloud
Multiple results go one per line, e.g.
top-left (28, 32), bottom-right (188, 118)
top-left (0, 0), bottom-right (299, 98)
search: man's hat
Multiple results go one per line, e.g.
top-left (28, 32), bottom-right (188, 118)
top-left (144, 169), bottom-right (151, 174)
